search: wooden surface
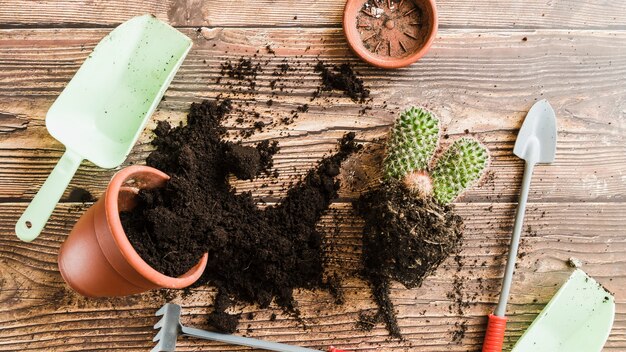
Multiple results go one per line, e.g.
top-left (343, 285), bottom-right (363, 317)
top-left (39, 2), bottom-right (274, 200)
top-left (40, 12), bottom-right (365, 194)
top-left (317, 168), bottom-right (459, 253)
top-left (0, 1), bottom-right (624, 351)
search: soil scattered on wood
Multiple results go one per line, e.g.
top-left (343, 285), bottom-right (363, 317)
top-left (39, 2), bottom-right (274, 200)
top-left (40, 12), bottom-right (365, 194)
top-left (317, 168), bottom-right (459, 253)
top-left (356, 309), bottom-right (381, 331)
top-left (220, 58), bottom-right (262, 90)
top-left (213, 55), bottom-right (371, 138)
top-left (354, 181), bottom-right (464, 337)
top-left (67, 187), bottom-right (95, 203)
top-left (314, 62), bottom-right (370, 103)
top-left (121, 99), bottom-right (361, 333)
top-left (447, 254), bottom-right (470, 342)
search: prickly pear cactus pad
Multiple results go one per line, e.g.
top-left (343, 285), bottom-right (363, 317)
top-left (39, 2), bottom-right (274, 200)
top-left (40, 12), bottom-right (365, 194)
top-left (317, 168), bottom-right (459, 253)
top-left (432, 137), bottom-right (489, 205)
top-left (383, 107), bottom-right (440, 180)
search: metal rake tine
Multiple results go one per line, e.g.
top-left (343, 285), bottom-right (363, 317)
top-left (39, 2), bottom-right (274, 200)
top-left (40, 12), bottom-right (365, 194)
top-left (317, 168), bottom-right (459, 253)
top-left (152, 329), bottom-right (164, 343)
top-left (151, 329), bottom-right (165, 352)
top-left (155, 304), bottom-right (168, 317)
top-left (151, 303), bottom-right (323, 352)
top-left (151, 303), bottom-right (182, 352)
top-left (151, 329), bottom-right (177, 352)
top-left (150, 342), bottom-right (163, 352)
top-left (154, 316), bottom-right (165, 329)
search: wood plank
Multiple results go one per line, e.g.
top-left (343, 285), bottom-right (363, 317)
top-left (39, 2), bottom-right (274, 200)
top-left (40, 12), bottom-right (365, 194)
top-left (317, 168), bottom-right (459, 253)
top-left (0, 0), bottom-right (625, 29)
top-left (0, 202), bottom-right (624, 351)
top-left (1, 130), bottom-right (626, 204)
top-left (0, 28), bottom-right (624, 203)
top-left (1, 2), bottom-right (624, 351)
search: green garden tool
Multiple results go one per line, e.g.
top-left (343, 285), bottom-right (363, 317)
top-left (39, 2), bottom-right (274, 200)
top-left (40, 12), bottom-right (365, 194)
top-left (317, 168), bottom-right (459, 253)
top-left (512, 269), bottom-right (615, 352)
top-left (15, 15), bottom-right (192, 242)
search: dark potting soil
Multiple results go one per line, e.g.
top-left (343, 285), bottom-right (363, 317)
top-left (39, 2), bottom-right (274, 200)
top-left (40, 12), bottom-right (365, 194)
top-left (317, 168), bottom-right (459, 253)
top-left (121, 99), bottom-right (361, 333)
top-left (214, 56), bottom-right (371, 135)
top-left (314, 62), bottom-right (370, 103)
top-left (356, 309), bottom-right (381, 332)
top-left (67, 187), bottom-right (95, 203)
top-left (354, 181), bottom-right (464, 337)
top-left (220, 58), bottom-right (262, 90)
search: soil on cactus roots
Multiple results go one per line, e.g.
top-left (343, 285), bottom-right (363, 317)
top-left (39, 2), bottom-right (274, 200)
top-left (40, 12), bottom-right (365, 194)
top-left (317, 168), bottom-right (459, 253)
top-left (354, 181), bottom-right (464, 337)
top-left (121, 99), bottom-right (360, 333)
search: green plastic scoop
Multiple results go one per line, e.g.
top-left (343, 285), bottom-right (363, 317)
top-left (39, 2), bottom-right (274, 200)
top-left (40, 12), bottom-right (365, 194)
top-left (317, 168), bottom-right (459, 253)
top-left (512, 269), bottom-right (615, 352)
top-left (15, 15), bottom-right (192, 242)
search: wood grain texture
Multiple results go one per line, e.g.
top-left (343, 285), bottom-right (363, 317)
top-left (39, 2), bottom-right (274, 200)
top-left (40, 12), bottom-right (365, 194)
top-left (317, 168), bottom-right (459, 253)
top-left (0, 0), bottom-right (625, 29)
top-left (0, 1), bottom-right (625, 351)
top-left (0, 202), bottom-right (624, 351)
top-left (0, 28), bottom-right (625, 203)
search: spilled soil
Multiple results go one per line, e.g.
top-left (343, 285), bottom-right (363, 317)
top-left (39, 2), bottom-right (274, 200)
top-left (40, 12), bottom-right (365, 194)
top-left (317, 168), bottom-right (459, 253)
top-left (213, 57), bottom-right (372, 139)
top-left (354, 181), bottom-right (464, 337)
top-left (119, 54), bottom-right (468, 338)
top-left (314, 62), bottom-right (370, 103)
top-left (121, 99), bottom-right (361, 333)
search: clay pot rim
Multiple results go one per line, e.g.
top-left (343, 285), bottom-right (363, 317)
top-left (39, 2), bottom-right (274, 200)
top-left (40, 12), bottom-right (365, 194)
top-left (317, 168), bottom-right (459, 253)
top-left (104, 165), bottom-right (208, 288)
top-left (343, 0), bottom-right (438, 69)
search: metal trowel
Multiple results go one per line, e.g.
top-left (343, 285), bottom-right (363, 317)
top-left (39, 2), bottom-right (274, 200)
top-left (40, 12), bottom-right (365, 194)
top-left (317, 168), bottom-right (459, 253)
top-left (482, 99), bottom-right (557, 351)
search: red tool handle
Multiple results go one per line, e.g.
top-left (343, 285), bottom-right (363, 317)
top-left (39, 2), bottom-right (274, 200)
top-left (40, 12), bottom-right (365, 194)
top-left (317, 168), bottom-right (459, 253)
top-left (328, 347), bottom-right (349, 352)
top-left (482, 314), bottom-right (507, 352)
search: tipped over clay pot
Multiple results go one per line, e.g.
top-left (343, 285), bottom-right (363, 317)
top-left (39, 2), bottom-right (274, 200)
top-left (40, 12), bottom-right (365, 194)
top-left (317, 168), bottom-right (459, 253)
top-left (58, 165), bottom-right (208, 297)
top-left (343, 0), bottom-right (438, 69)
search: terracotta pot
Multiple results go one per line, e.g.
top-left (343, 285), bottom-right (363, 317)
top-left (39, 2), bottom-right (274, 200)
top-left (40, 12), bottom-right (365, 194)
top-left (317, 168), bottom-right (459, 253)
top-left (58, 165), bottom-right (208, 297)
top-left (343, 0), bottom-right (438, 69)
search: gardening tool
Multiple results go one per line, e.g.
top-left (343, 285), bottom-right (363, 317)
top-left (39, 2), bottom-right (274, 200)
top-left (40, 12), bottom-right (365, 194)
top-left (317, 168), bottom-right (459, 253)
top-left (482, 99), bottom-right (557, 352)
top-left (511, 269), bottom-right (615, 352)
top-left (152, 303), bottom-right (348, 352)
top-left (15, 14), bottom-right (192, 242)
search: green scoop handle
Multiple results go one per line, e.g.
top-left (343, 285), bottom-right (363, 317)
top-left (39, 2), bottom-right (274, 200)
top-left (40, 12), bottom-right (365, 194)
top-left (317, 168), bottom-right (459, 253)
top-left (15, 149), bottom-right (82, 242)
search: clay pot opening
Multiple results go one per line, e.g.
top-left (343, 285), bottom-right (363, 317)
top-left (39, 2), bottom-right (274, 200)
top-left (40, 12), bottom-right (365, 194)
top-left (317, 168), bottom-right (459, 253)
top-left (343, 0), bottom-right (438, 69)
top-left (58, 165), bottom-right (208, 297)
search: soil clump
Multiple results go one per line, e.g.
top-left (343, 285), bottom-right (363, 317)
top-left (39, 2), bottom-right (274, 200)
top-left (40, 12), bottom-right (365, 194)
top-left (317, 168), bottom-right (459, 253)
top-left (354, 181), bottom-right (464, 337)
top-left (121, 99), bottom-right (360, 333)
top-left (314, 62), bottom-right (370, 103)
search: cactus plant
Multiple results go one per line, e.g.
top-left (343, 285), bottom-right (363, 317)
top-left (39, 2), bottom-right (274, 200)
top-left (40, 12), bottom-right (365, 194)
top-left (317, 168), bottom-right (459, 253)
top-left (383, 107), bottom-right (440, 180)
top-left (356, 106), bottom-right (491, 338)
top-left (432, 137), bottom-right (489, 204)
top-left (383, 107), bottom-right (489, 204)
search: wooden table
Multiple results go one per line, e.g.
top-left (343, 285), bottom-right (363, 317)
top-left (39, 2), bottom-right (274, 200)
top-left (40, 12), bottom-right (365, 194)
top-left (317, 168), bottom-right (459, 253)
top-left (1, 1), bottom-right (624, 351)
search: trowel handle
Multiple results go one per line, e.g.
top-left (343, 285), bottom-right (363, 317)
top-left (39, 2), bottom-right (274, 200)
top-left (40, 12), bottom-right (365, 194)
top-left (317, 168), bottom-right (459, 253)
top-left (482, 314), bottom-right (507, 352)
top-left (495, 160), bottom-right (535, 316)
top-left (15, 149), bottom-right (82, 242)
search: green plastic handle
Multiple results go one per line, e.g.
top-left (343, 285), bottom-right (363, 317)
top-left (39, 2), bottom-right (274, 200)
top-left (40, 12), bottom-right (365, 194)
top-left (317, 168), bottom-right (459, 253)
top-left (16, 149), bottom-right (82, 242)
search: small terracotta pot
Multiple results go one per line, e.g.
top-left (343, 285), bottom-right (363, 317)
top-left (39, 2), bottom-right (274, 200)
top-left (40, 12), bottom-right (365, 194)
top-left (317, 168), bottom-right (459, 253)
top-left (58, 165), bottom-right (208, 297)
top-left (343, 0), bottom-right (438, 69)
